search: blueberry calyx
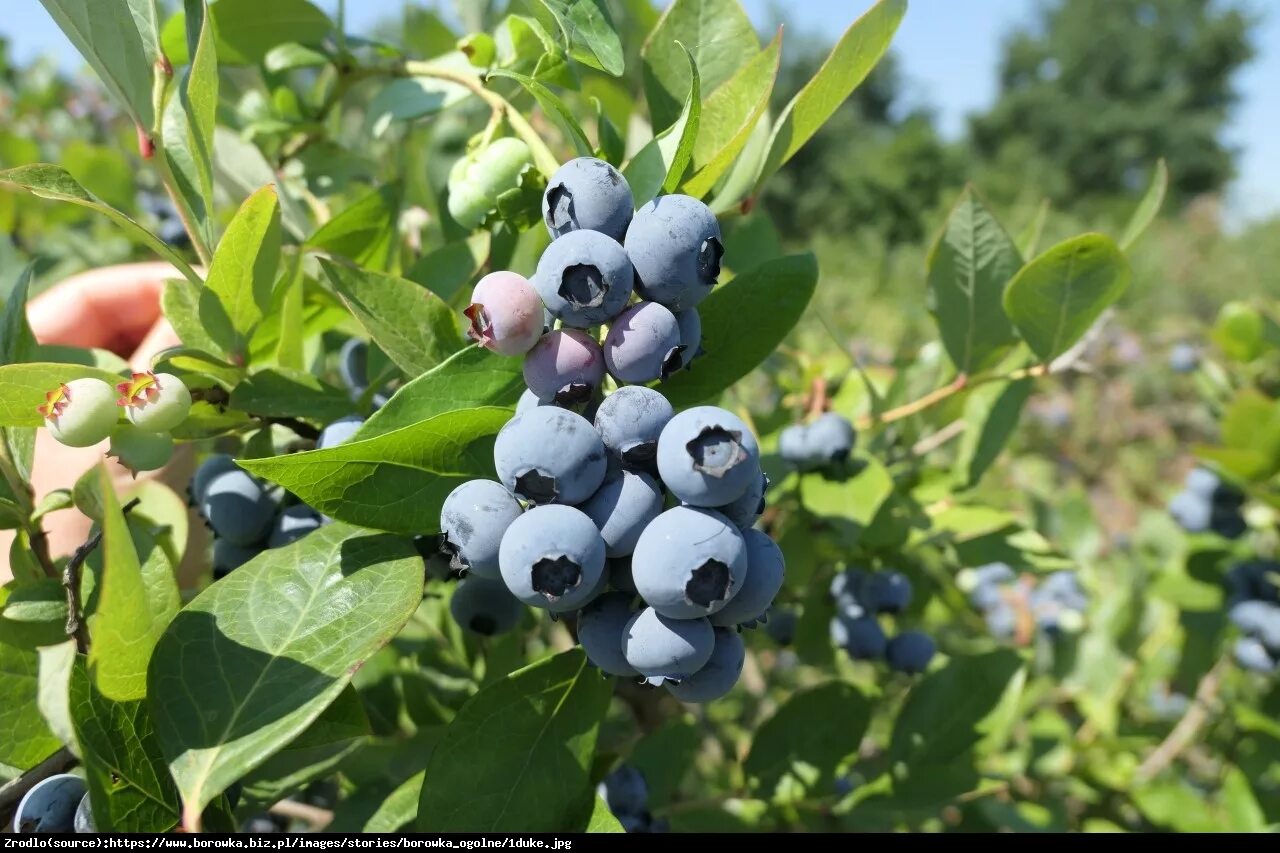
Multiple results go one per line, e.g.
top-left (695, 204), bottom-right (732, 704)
top-left (686, 426), bottom-right (746, 478)
top-left (685, 559), bottom-right (731, 608)
top-left (531, 556), bottom-right (583, 600)
top-left (515, 469), bottom-right (559, 504)
top-left (559, 263), bottom-right (607, 310)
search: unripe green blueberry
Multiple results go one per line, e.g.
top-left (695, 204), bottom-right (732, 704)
top-left (39, 378), bottom-right (119, 448)
top-left (446, 138), bottom-right (533, 229)
top-left (117, 371), bottom-right (192, 433)
top-left (108, 425), bottom-right (174, 475)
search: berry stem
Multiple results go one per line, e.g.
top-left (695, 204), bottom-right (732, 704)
top-left (1134, 655), bottom-right (1229, 782)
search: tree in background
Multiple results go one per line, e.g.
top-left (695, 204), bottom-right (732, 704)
top-left (971, 0), bottom-right (1254, 207)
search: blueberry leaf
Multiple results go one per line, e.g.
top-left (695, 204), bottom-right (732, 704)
top-left (161, 0), bottom-right (218, 250)
top-left (230, 368), bottom-right (355, 424)
top-left (624, 42), bottom-right (700, 204)
top-left (417, 649), bottom-right (612, 832)
top-left (306, 184), bottom-right (403, 271)
top-left (405, 233), bottom-right (491, 302)
top-left (148, 523), bottom-right (423, 829)
top-left (0, 641), bottom-right (62, 776)
top-left (240, 407), bottom-right (509, 534)
top-left (488, 70), bottom-right (594, 158)
top-left (1119, 158), bottom-right (1168, 250)
top-left (529, 0), bottom-right (624, 77)
top-left (199, 185), bottom-right (283, 360)
top-left (744, 681), bottom-right (872, 797)
top-left (0, 579), bottom-right (68, 650)
top-left (161, 0), bottom-right (332, 66)
top-left (953, 378), bottom-right (1034, 489)
top-left (0, 363), bottom-right (123, 429)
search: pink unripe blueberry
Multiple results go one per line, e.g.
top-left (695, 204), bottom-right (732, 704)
top-left (38, 378), bottom-right (119, 448)
top-left (465, 272), bottom-right (546, 356)
top-left (523, 329), bottom-right (605, 405)
top-left (117, 371), bottom-right (192, 433)
top-left (603, 301), bottom-right (683, 383)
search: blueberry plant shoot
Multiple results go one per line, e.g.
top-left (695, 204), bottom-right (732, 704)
top-left (0, 0), bottom-right (1274, 838)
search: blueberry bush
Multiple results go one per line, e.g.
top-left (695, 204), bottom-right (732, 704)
top-left (1, 0), bottom-right (1276, 836)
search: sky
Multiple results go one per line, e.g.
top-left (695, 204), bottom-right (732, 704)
top-left (3, 0), bottom-right (1278, 222)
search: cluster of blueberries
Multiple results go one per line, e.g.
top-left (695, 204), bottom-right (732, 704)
top-left (1168, 467), bottom-right (1247, 539)
top-left (958, 564), bottom-right (1087, 642)
top-left (438, 157), bottom-right (784, 703)
top-left (827, 569), bottom-right (935, 673)
top-left (778, 412), bottom-right (857, 470)
top-left (597, 765), bottom-right (667, 833)
top-left (1225, 559), bottom-right (1280, 674)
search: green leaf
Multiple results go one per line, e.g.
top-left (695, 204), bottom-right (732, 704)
top-left (0, 642), bottom-right (61, 774)
top-left (367, 73), bottom-right (471, 138)
top-left (148, 524), bottom-right (423, 827)
top-left (417, 649), bottom-right (611, 832)
top-left (682, 30), bottom-right (781, 199)
top-left (37, 640), bottom-right (79, 757)
top-left (87, 466), bottom-right (179, 702)
top-left (0, 165), bottom-right (202, 286)
top-left (212, 128), bottom-right (310, 239)
top-left (744, 681), bottom-right (872, 796)
top-left (953, 378), bottom-right (1033, 488)
top-left (585, 796), bottom-right (625, 832)
top-left (322, 260), bottom-right (465, 378)
top-left (162, 277), bottom-right (224, 356)
top-left (796, 454), bottom-right (894, 544)
top-left (163, 0), bottom-right (332, 65)
top-left (927, 187), bottom-right (1022, 374)
top-left (1002, 233), bottom-right (1130, 364)
top-left (264, 43), bottom-right (331, 72)
top-left (1119, 158), bottom-right (1168, 250)
top-left (162, 0), bottom-right (218, 251)
top-left (306, 184), bottom-right (402, 271)
top-left (530, 0), bottom-right (624, 76)
top-left (888, 650), bottom-right (1023, 768)
top-left (200, 185), bottom-right (283, 358)
top-left (1015, 199), bottom-right (1049, 258)
top-left (488, 70), bottom-right (594, 157)
top-left (241, 408), bottom-right (508, 534)
top-left (240, 686), bottom-right (370, 804)
top-left (71, 660), bottom-right (181, 832)
top-left (1210, 301), bottom-right (1270, 363)
top-left (624, 43), bottom-right (700, 203)
top-left (364, 771), bottom-right (425, 832)
top-left (0, 363), bottom-right (124, 428)
top-left (641, 0), bottom-right (760, 131)
top-left (31, 489), bottom-right (75, 522)
top-left (356, 347), bottom-right (524, 440)
top-left (0, 579), bottom-right (69, 649)
top-left (1198, 388), bottom-right (1280, 481)
top-left (754, 0), bottom-right (906, 191)
top-left (230, 368), bottom-right (354, 423)
top-left (1, 265), bottom-right (38, 365)
top-left (661, 254), bottom-right (818, 408)
top-left (708, 107), bottom-right (770, 215)
top-left (38, 0), bottom-right (161, 130)
top-left (405, 233), bottom-right (491, 302)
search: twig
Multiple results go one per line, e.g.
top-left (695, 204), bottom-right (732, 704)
top-left (268, 798), bottom-right (334, 830)
top-left (190, 387), bottom-right (320, 440)
top-left (1134, 656), bottom-right (1229, 782)
top-left (0, 748), bottom-right (76, 810)
top-left (910, 419), bottom-right (967, 456)
top-left (62, 498), bottom-right (142, 654)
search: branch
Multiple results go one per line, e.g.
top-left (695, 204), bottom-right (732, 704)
top-left (268, 798), bottom-right (333, 831)
top-left (63, 498), bottom-right (142, 654)
top-left (190, 387), bottom-right (320, 440)
top-left (1134, 656), bottom-right (1229, 783)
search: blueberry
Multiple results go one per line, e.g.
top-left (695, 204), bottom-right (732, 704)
top-left (449, 576), bottom-right (524, 636)
top-left (594, 386), bottom-right (674, 468)
top-left (667, 627), bottom-right (745, 703)
top-left (39, 378), bottom-right (119, 448)
top-left (201, 470), bottom-right (277, 546)
top-left (338, 337), bottom-right (369, 393)
top-left (118, 371), bottom-right (192, 433)
top-left (804, 412), bottom-right (856, 464)
top-left (959, 562), bottom-right (1016, 611)
top-left (621, 606), bottom-right (714, 685)
top-left (318, 415), bottom-right (366, 449)
top-left (1168, 490), bottom-right (1211, 532)
top-left (523, 329), bottom-right (606, 405)
top-left (212, 539), bottom-right (262, 579)
top-left (1183, 467), bottom-right (1220, 498)
top-left (533, 229), bottom-right (634, 328)
top-left (830, 613), bottom-right (886, 660)
top-left (1037, 571), bottom-right (1087, 611)
top-left (969, 579), bottom-right (1010, 613)
top-left (1229, 600), bottom-right (1280, 650)
top-left (465, 271), bottom-right (546, 356)
top-left (631, 506), bottom-right (748, 619)
top-left (267, 504), bottom-right (323, 549)
top-left (108, 424), bottom-right (174, 475)
top-left (1225, 560), bottom-right (1280, 604)
top-left (861, 571), bottom-right (912, 614)
top-left (580, 471), bottom-right (664, 558)
top-left (672, 308), bottom-right (703, 371)
top-left (709, 529), bottom-right (785, 629)
top-left (578, 591), bottom-right (639, 676)
top-left (656, 406), bottom-right (761, 507)
top-left (498, 505), bottom-right (605, 612)
top-left (191, 454), bottom-right (240, 505)
top-left (625, 195), bottom-right (722, 311)
top-left (601, 301), bottom-right (683, 384)
top-left (516, 388), bottom-right (546, 415)
top-left (885, 630), bottom-right (936, 674)
top-left (1233, 636), bottom-right (1276, 673)
top-left (984, 601), bottom-right (1017, 640)
top-left (73, 793), bottom-right (95, 833)
top-left (440, 479), bottom-right (525, 579)
top-left (763, 606), bottom-right (798, 646)
top-left (11, 773), bottom-right (86, 833)
top-left (1169, 343), bottom-right (1200, 374)
top-left (711, 471), bottom-right (769, 530)
top-left (543, 157), bottom-right (634, 243)
top-left (597, 765), bottom-right (648, 818)
top-left (1209, 505), bottom-right (1247, 539)
top-left (830, 568), bottom-right (870, 608)
top-left (493, 406), bottom-right (607, 505)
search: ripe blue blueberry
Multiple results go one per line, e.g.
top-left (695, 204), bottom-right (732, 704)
top-left (498, 505), bottom-right (605, 612)
top-left (1168, 490), bottom-right (1211, 532)
top-left (12, 773), bottom-right (86, 833)
top-left (984, 601), bottom-right (1017, 640)
top-left (213, 539), bottom-right (261, 579)
top-left (201, 470), bottom-right (277, 546)
top-left (1169, 343), bottom-right (1200, 374)
top-left (862, 571), bottom-right (912, 614)
top-left (1229, 600), bottom-right (1280, 650)
top-left (830, 568), bottom-right (870, 608)
top-left (597, 765), bottom-right (648, 819)
top-left (672, 308), bottom-right (703, 371)
top-left (1037, 571), bottom-right (1087, 611)
top-left (1233, 636), bottom-right (1276, 673)
top-left (625, 195), bottom-right (723, 311)
top-left (885, 630), bottom-right (936, 674)
top-left (578, 591), bottom-right (639, 676)
top-left (534, 229), bottom-right (634, 328)
top-left (631, 506), bottom-right (748, 619)
top-left (709, 529), bottom-right (785, 629)
top-left (711, 471), bottom-right (769, 531)
top-left (523, 329), bottom-right (606, 405)
top-left (602, 301), bottom-right (684, 383)
top-left (318, 415), bottom-right (365, 449)
top-left (192, 454), bottom-right (239, 505)
top-left (440, 479), bottom-right (525, 578)
top-left (465, 271), bottom-right (546, 356)
top-left (1184, 467), bottom-right (1222, 499)
top-left (656, 406), bottom-right (761, 507)
top-left (1210, 505), bottom-right (1247, 539)
top-left (778, 424), bottom-right (814, 469)
top-left (622, 606), bottom-right (714, 685)
top-left (515, 388), bottom-right (546, 416)
top-left (493, 406), bottom-right (607, 505)
top-left (1225, 560), bottom-right (1280, 604)
top-left (449, 576), bottom-right (524, 636)
top-left (268, 505), bottom-right (323, 548)
top-left (338, 337), bottom-right (368, 395)
top-left (73, 794), bottom-right (95, 834)
top-left (830, 613), bottom-right (886, 660)
top-left (580, 470), bottom-right (664, 558)
top-left (764, 606), bottom-right (798, 646)
top-left (594, 386), bottom-right (674, 468)
top-left (667, 628), bottom-right (745, 703)
top-left (805, 412), bottom-right (856, 464)
top-left (543, 157), bottom-right (634, 243)
top-left (39, 378), bottom-right (119, 448)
